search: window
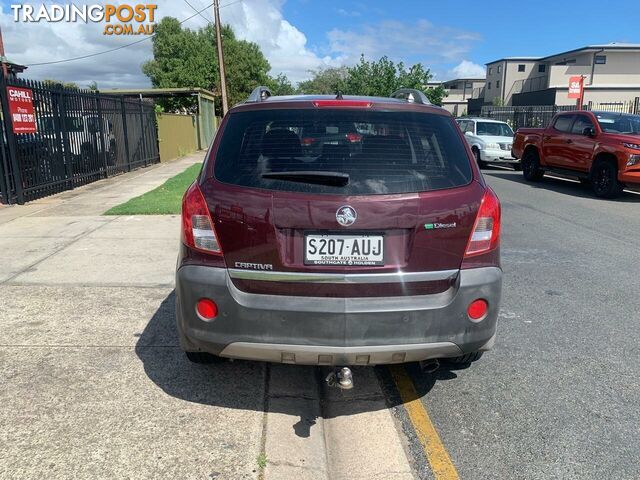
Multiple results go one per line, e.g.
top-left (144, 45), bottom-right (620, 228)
top-left (213, 109), bottom-right (473, 195)
top-left (553, 115), bottom-right (575, 133)
top-left (476, 122), bottom-right (514, 137)
top-left (571, 115), bottom-right (595, 135)
top-left (518, 64), bottom-right (526, 72)
top-left (489, 67), bottom-right (493, 75)
top-left (497, 65), bottom-right (503, 73)
top-left (496, 80), bottom-right (500, 89)
top-left (457, 120), bottom-right (474, 135)
top-left (538, 64), bottom-right (546, 73)
top-left (595, 112), bottom-right (640, 134)
top-left (487, 82), bottom-right (492, 90)
top-left (595, 55), bottom-right (607, 65)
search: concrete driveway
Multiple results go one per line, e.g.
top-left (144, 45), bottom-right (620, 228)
top-left (0, 156), bottom-right (413, 480)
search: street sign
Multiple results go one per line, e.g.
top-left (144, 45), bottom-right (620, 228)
top-left (6, 86), bottom-right (37, 134)
top-left (568, 76), bottom-right (584, 99)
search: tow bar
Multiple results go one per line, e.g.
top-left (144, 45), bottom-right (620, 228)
top-left (325, 366), bottom-right (354, 390)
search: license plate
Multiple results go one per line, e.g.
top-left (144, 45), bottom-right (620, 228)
top-left (304, 234), bottom-right (384, 266)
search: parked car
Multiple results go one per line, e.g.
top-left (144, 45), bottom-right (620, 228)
top-left (456, 117), bottom-right (520, 170)
top-left (512, 110), bottom-right (640, 198)
top-left (175, 87), bottom-right (502, 374)
top-left (38, 114), bottom-right (117, 168)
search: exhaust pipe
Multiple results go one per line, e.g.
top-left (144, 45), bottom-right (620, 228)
top-left (325, 366), bottom-right (354, 390)
top-left (419, 358), bottom-right (440, 373)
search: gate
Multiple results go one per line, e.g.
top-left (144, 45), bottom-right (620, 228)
top-left (0, 76), bottom-right (160, 204)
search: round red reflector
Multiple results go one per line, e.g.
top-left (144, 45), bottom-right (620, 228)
top-left (196, 298), bottom-right (218, 320)
top-left (467, 299), bottom-right (488, 321)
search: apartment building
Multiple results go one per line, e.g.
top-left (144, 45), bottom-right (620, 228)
top-left (427, 78), bottom-right (486, 115)
top-left (484, 43), bottom-right (640, 106)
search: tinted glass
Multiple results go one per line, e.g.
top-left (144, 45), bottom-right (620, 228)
top-left (571, 115), bottom-right (594, 135)
top-left (553, 115), bottom-right (575, 133)
top-left (213, 109), bottom-right (473, 195)
top-left (595, 112), bottom-right (640, 134)
top-left (476, 122), bottom-right (513, 137)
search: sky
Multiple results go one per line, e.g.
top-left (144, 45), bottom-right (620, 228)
top-left (1, 0), bottom-right (639, 89)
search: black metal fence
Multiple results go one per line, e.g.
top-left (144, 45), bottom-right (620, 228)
top-left (480, 105), bottom-right (578, 130)
top-left (0, 77), bottom-right (159, 204)
top-left (480, 98), bottom-right (640, 131)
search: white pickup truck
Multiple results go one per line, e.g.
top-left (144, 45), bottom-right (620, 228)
top-left (456, 117), bottom-right (520, 170)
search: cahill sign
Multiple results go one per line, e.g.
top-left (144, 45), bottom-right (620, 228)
top-left (11, 3), bottom-right (157, 35)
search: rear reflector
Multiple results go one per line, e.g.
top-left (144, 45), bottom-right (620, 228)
top-left (182, 182), bottom-right (222, 254)
top-left (467, 299), bottom-right (488, 321)
top-left (196, 298), bottom-right (218, 320)
top-left (313, 100), bottom-right (372, 108)
top-left (465, 188), bottom-right (501, 257)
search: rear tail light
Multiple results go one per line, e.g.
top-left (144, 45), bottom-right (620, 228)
top-left (345, 132), bottom-right (363, 143)
top-left (465, 188), bottom-right (501, 257)
top-left (182, 182), bottom-right (222, 254)
top-left (301, 137), bottom-right (316, 146)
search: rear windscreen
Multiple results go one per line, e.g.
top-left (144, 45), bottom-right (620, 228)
top-left (212, 109), bottom-right (473, 195)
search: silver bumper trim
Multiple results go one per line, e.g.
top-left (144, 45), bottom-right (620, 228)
top-left (219, 341), bottom-right (463, 365)
top-left (228, 268), bottom-right (459, 284)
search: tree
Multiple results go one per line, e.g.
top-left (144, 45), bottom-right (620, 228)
top-left (297, 67), bottom-right (348, 95)
top-left (87, 81), bottom-right (98, 91)
top-left (341, 55), bottom-right (447, 105)
top-left (42, 79), bottom-right (80, 89)
top-left (298, 56), bottom-right (448, 105)
top-left (142, 18), bottom-right (272, 112)
top-left (267, 73), bottom-right (295, 96)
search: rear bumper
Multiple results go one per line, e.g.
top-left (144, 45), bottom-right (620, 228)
top-left (175, 266), bottom-right (502, 365)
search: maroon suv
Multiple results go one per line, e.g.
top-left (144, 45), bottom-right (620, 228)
top-left (175, 88), bottom-right (502, 367)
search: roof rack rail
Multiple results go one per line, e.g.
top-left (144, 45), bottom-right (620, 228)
top-left (246, 86), bottom-right (272, 103)
top-left (390, 88), bottom-right (431, 105)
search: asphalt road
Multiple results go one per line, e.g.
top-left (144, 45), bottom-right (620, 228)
top-left (1, 159), bottom-right (639, 479)
top-left (400, 167), bottom-right (640, 479)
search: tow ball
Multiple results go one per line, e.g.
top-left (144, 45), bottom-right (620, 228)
top-left (325, 366), bottom-right (354, 390)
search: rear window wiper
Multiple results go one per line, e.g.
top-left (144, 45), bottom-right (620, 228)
top-left (262, 171), bottom-right (350, 186)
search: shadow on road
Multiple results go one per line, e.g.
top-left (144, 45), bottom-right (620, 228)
top-left (135, 291), bottom-right (460, 437)
top-left (483, 167), bottom-right (640, 203)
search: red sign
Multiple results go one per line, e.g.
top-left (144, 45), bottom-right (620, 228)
top-left (6, 86), bottom-right (37, 134)
top-left (568, 76), bottom-right (584, 100)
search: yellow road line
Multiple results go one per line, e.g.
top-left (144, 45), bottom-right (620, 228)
top-left (389, 365), bottom-right (460, 480)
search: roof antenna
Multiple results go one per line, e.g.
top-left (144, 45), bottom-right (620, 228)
top-left (335, 90), bottom-right (343, 100)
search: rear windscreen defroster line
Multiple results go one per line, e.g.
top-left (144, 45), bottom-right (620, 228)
top-left (213, 109), bottom-right (473, 195)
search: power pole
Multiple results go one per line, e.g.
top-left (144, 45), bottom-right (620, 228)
top-left (213, 0), bottom-right (229, 115)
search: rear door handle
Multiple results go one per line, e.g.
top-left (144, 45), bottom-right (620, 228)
top-left (566, 139), bottom-right (573, 144)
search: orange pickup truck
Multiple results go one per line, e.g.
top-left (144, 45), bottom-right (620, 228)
top-left (512, 110), bottom-right (640, 198)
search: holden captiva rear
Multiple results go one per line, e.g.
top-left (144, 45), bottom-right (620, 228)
top-left (175, 88), bottom-right (502, 369)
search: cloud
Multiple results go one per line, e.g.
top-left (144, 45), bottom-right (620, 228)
top-left (0, 2), bottom-right (483, 88)
top-left (326, 20), bottom-right (482, 67)
top-left (447, 60), bottom-right (486, 79)
top-left (336, 8), bottom-right (361, 17)
top-left (1, 0), bottom-right (334, 87)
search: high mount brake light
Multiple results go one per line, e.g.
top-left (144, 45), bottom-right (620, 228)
top-left (182, 182), bottom-right (222, 254)
top-left (312, 100), bottom-right (372, 108)
top-left (465, 188), bottom-right (501, 257)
